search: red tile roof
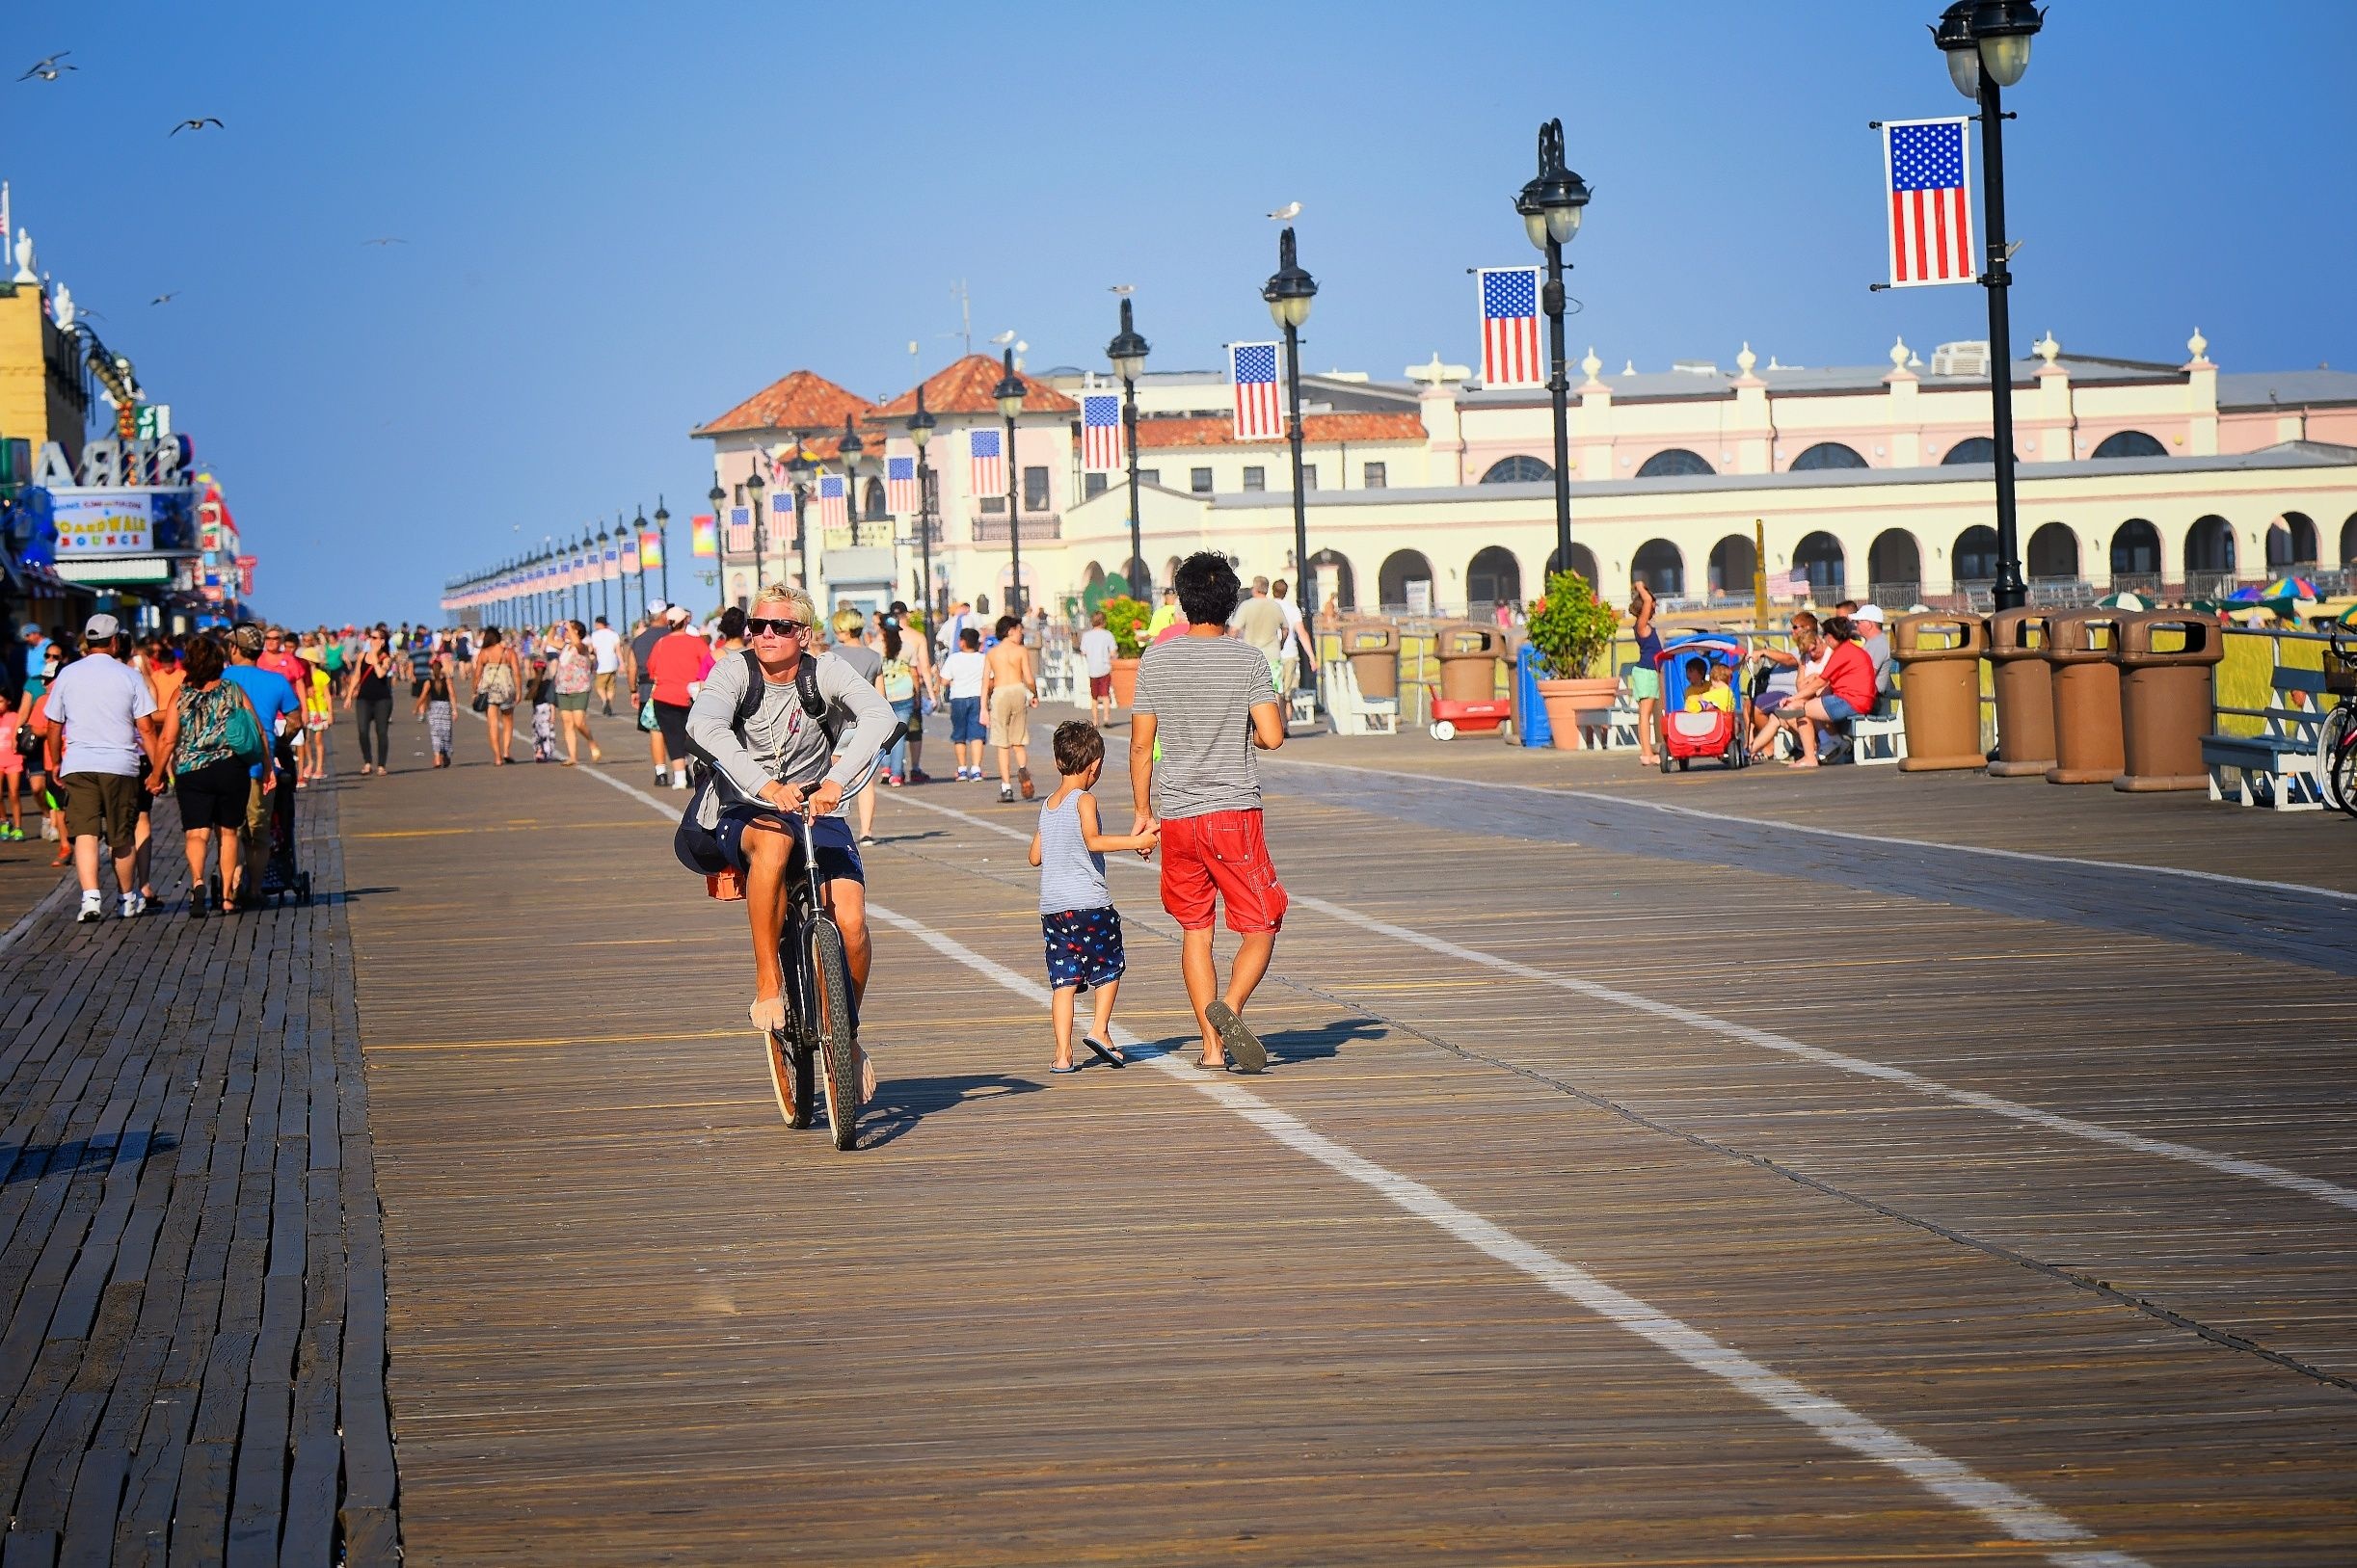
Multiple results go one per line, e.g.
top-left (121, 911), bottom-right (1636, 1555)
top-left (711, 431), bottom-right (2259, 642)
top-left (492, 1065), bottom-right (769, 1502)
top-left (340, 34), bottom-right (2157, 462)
top-left (871, 355), bottom-right (1078, 417)
top-left (692, 370), bottom-right (875, 438)
top-left (1136, 412), bottom-right (1427, 450)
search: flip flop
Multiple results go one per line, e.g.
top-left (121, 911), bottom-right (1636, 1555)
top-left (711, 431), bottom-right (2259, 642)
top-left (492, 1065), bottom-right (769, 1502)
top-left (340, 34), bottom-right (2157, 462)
top-left (1084, 1037), bottom-right (1127, 1068)
top-left (1049, 1063), bottom-right (1081, 1075)
top-left (1203, 1000), bottom-right (1267, 1074)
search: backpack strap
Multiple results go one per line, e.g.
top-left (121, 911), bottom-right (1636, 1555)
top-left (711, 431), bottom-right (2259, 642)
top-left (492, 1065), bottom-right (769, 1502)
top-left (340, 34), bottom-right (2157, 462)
top-left (732, 649), bottom-right (765, 732)
top-left (795, 653), bottom-right (841, 749)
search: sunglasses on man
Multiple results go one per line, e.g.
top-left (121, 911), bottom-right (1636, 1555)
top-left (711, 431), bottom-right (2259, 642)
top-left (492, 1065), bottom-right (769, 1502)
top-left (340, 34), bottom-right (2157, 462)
top-left (745, 618), bottom-right (808, 638)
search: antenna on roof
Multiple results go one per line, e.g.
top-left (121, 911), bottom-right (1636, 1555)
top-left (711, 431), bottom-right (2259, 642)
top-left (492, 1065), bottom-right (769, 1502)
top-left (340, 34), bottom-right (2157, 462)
top-left (951, 279), bottom-right (972, 356)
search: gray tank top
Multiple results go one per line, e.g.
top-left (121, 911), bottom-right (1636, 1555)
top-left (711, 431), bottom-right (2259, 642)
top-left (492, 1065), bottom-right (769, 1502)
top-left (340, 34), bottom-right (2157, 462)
top-left (1036, 792), bottom-right (1112, 914)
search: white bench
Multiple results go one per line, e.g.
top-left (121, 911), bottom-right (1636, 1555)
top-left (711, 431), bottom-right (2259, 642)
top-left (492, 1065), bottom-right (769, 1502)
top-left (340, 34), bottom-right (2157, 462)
top-left (2204, 665), bottom-right (2328, 810)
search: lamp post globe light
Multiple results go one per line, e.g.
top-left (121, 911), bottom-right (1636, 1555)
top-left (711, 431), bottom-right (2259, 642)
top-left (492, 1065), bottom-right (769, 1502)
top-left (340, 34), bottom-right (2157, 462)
top-left (906, 388), bottom-right (937, 617)
top-left (786, 442), bottom-right (817, 593)
top-left (1106, 297), bottom-right (1151, 597)
top-left (1934, 0), bottom-right (2045, 613)
top-left (992, 347), bottom-right (1028, 618)
top-left (1515, 117), bottom-right (1592, 582)
top-left (653, 498), bottom-right (671, 605)
top-left (1262, 228), bottom-right (1316, 617)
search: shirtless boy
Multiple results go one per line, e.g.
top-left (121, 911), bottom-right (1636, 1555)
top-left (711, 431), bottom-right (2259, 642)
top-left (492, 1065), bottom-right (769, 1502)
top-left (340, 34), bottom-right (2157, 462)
top-left (980, 614), bottom-right (1038, 802)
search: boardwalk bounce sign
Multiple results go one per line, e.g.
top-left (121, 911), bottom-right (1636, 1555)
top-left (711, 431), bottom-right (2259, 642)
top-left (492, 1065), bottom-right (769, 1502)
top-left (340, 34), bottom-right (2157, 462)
top-left (52, 491), bottom-right (154, 554)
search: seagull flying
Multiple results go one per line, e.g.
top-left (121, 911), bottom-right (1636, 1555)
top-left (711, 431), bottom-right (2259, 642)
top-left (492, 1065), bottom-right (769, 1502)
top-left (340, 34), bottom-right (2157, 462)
top-left (1267, 201), bottom-right (1300, 222)
top-left (149, 292), bottom-right (177, 306)
top-left (170, 117), bottom-right (224, 136)
top-left (19, 53), bottom-right (73, 82)
top-left (362, 237), bottom-right (408, 247)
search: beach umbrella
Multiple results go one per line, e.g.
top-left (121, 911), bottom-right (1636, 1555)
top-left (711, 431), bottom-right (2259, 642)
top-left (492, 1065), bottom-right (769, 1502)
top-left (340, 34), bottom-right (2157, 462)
top-left (2262, 574), bottom-right (2318, 602)
top-left (2095, 591), bottom-right (2145, 610)
top-left (2225, 584), bottom-right (2264, 603)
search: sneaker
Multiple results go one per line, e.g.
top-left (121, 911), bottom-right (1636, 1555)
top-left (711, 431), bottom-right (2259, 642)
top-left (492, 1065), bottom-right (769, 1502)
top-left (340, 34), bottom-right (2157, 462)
top-left (77, 891), bottom-right (103, 923)
top-left (858, 834), bottom-right (876, 846)
top-left (40, 819), bottom-right (57, 841)
top-left (670, 775), bottom-right (689, 791)
top-left (999, 784), bottom-right (1015, 803)
top-left (120, 892), bottom-right (140, 919)
top-left (655, 769), bottom-right (668, 786)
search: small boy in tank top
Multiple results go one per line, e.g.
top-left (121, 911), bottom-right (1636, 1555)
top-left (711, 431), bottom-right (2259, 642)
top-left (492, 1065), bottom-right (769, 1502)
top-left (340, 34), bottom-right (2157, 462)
top-left (1027, 721), bottom-right (1158, 1075)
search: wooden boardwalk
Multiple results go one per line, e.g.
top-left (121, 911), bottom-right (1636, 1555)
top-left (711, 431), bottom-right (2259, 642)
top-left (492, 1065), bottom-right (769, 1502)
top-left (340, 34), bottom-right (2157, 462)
top-left (10, 700), bottom-right (2355, 1563)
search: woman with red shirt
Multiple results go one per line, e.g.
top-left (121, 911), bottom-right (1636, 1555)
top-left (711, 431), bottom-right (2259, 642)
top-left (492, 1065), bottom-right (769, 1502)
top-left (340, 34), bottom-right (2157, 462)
top-left (645, 606), bottom-right (714, 789)
top-left (1781, 614), bottom-right (1877, 768)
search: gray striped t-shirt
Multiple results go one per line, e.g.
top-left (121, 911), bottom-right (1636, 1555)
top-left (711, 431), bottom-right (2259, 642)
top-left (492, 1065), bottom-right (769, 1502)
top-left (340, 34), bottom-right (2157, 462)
top-left (1132, 632), bottom-right (1279, 820)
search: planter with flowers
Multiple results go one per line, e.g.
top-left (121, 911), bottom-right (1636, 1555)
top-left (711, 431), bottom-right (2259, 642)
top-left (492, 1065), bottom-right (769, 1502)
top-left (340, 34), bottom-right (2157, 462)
top-left (1522, 569), bottom-right (1621, 750)
top-left (1102, 595), bottom-right (1150, 706)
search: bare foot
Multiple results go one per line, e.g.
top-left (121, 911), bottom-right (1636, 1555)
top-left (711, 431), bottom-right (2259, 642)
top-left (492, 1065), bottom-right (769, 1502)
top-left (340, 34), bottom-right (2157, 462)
top-left (1785, 758), bottom-right (1820, 769)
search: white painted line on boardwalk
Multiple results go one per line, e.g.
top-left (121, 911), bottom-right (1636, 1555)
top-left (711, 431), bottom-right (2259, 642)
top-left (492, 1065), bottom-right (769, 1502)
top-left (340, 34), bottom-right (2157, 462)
top-left (1267, 754), bottom-right (2357, 905)
top-left (579, 764), bottom-right (2146, 1568)
top-left (888, 788), bottom-right (2357, 1215)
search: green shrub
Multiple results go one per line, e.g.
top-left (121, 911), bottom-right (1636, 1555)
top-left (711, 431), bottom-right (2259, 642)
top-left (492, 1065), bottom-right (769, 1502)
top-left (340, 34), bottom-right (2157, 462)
top-left (1102, 595), bottom-right (1151, 659)
top-left (1524, 569), bottom-right (1620, 678)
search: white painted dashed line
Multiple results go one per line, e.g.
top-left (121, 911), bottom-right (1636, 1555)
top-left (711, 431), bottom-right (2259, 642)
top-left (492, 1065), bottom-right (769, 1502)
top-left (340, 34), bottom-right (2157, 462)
top-left (583, 764), bottom-right (2148, 1565)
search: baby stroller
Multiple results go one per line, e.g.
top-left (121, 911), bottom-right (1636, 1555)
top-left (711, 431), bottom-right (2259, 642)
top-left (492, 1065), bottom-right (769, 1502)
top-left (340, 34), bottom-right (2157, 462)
top-left (1654, 633), bottom-right (1752, 774)
top-left (253, 736), bottom-right (313, 906)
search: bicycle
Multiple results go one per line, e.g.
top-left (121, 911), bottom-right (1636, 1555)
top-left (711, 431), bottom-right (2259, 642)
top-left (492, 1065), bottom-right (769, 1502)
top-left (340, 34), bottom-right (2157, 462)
top-left (2319, 622), bottom-right (2357, 819)
top-left (761, 803), bottom-right (865, 1149)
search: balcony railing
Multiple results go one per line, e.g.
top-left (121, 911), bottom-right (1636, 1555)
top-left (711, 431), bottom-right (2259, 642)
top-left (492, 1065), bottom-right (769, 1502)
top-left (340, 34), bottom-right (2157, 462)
top-left (2183, 570), bottom-right (2239, 601)
top-left (972, 515), bottom-right (1060, 543)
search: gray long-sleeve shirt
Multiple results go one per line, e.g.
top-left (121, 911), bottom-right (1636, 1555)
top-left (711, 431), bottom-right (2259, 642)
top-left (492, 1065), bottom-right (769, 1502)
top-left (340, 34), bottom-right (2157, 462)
top-left (685, 649), bottom-right (895, 816)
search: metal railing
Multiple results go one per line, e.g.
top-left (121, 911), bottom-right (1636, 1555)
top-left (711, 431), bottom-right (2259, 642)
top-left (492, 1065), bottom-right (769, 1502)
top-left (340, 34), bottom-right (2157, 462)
top-left (971, 516), bottom-right (1060, 543)
top-left (2183, 570), bottom-right (2239, 601)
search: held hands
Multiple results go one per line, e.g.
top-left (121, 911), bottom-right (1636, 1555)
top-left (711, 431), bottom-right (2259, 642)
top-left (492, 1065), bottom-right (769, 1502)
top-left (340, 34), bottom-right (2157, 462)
top-left (1129, 812), bottom-right (1161, 858)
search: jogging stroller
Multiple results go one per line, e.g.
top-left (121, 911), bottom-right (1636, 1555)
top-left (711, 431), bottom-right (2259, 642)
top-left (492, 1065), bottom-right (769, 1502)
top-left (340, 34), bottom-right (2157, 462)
top-left (253, 738), bottom-right (313, 906)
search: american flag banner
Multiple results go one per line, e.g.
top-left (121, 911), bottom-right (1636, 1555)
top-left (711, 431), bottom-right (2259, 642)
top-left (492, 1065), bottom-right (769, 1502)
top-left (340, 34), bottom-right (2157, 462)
top-left (621, 534), bottom-right (639, 573)
top-left (886, 453), bottom-right (919, 514)
top-left (603, 539), bottom-right (621, 580)
top-left (1080, 392), bottom-right (1124, 472)
top-left (726, 506), bottom-right (754, 556)
top-left (817, 474), bottom-right (848, 529)
top-left (639, 528), bottom-right (663, 569)
top-left (1884, 118), bottom-right (1975, 287)
top-left (1230, 341), bottom-right (1283, 440)
top-left (770, 492), bottom-right (795, 547)
top-left (969, 427), bottom-right (1004, 495)
top-left (1477, 267), bottom-right (1544, 388)
top-left (690, 515), bottom-right (717, 558)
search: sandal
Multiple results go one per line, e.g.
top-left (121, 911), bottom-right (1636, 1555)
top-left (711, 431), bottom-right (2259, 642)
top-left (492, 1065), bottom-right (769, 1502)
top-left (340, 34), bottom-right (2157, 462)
top-left (1050, 1063), bottom-right (1081, 1076)
top-left (1084, 1037), bottom-right (1126, 1068)
top-left (1203, 1000), bottom-right (1268, 1074)
top-left (1017, 766), bottom-right (1035, 800)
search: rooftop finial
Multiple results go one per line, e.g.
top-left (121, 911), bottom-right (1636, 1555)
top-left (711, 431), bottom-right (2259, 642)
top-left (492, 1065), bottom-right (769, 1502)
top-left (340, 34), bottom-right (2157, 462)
top-left (1889, 335), bottom-right (1911, 371)
top-left (1735, 341), bottom-right (1757, 377)
top-left (2186, 327), bottom-right (2210, 364)
top-left (2034, 330), bottom-right (2060, 365)
top-left (1580, 346), bottom-right (1602, 384)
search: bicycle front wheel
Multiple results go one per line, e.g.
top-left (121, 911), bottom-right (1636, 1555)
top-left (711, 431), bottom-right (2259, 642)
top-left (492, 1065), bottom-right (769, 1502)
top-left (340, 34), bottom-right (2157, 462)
top-left (2333, 726), bottom-right (2357, 821)
top-left (809, 917), bottom-right (861, 1151)
top-left (2318, 704), bottom-right (2356, 814)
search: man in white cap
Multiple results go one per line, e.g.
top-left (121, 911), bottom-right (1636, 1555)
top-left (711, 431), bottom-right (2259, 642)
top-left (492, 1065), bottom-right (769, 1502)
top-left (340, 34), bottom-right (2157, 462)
top-left (41, 613), bottom-right (160, 920)
top-left (1851, 602), bottom-right (1894, 704)
top-left (644, 602), bottom-right (712, 789)
top-left (630, 601), bottom-right (671, 784)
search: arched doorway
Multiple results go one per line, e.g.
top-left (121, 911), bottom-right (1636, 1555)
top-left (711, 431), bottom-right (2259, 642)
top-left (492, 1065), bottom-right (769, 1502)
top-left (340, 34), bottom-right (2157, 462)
top-left (1791, 441), bottom-right (1868, 471)
top-left (1793, 531), bottom-right (1845, 595)
top-left (2110, 519), bottom-right (2160, 578)
top-left (2270, 512), bottom-right (2318, 570)
top-left (1630, 539), bottom-right (1684, 597)
top-left (1943, 437), bottom-right (1996, 465)
top-left (1379, 549), bottom-right (1435, 613)
top-left (1636, 448), bottom-right (1713, 478)
top-left (2091, 430), bottom-right (2166, 460)
top-left (1306, 548), bottom-right (1354, 614)
top-left (2343, 513), bottom-right (2357, 569)
top-left (1480, 455), bottom-right (1552, 483)
top-left (1708, 533), bottom-right (1757, 598)
top-left (1122, 556), bottom-right (1150, 598)
top-left (863, 477), bottom-right (888, 520)
top-left (1954, 525), bottom-right (2000, 584)
top-left (1868, 529), bottom-right (1920, 598)
top-left (1464, 545), bottom-right (1521, 609)
top-left (2027, 522), bottom-right (2079, 580)
top-left (2185, 516), bottom-right (2236, 572)
top-left (1546, 543), bottom-right (1600, 590)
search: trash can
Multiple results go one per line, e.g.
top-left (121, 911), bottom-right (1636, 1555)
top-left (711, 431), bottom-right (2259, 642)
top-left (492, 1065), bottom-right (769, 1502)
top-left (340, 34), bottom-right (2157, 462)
top-left (2114, 610), bottom-right (2226, 791)
top-left (1986, 607), bottom-right (2056, 777)
top-left (1340, 621), bottom-right (1401, 701)
top-left (1434, 624), bottom-right (1506, 704)
top-left (2045, 609), bottom-right (2125, 785)
top-left (1890, 612), bottom-right (1988, 772)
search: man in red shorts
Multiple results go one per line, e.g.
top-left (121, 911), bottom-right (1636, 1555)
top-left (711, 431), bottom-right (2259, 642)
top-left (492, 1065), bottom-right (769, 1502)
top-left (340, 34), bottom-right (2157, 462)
top-left (1129, 551), bottom-right (1287, 1073)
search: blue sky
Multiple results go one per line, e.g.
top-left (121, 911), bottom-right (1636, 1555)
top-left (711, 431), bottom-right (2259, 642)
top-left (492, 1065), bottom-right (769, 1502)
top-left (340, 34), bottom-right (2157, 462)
top-left (7, 0), bottom-right (2351, 624)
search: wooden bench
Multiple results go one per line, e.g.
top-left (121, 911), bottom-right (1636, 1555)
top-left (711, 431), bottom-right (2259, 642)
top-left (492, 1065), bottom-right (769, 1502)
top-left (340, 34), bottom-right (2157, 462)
top-left (2203, 664), bottom-right (2328, 810)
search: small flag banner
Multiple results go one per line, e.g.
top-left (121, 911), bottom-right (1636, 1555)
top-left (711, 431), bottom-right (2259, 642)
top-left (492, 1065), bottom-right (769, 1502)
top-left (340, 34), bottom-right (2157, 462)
top-left (1477, 266), bottom-right (1543, 388)
top-left (817, 473), bottom-right (848, 529)
top-left (1230, 341), bottom-right (1282, 440)
top-left (602, 539), bottom-right (620, 580)
top-left (621, 535), bottom-right (639, 572)
top-left (1080, 392), bottom-right (1123, 471)
top-left (886, 453), bottom-right (919, 514)
top-left (969, 427), bottom-right (1004, 495)
top-left (690, 515), bottom-right (718, 558)
top-left (639, 528), bottom-right (663, 569)
top-left (1883, 117), bottom-right (1975, 287)
top-left (726, 506), bottom-right (755, 555)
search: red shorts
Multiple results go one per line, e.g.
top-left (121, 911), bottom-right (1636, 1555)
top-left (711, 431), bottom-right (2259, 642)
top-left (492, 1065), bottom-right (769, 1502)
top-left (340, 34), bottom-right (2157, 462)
top-left (1088, 673), bottom-right (1112, 699)
top-left (1158, 809), bottom-right (1286, 933)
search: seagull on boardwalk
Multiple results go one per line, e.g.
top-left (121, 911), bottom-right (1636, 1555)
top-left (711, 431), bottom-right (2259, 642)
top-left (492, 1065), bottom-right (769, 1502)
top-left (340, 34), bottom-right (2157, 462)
top-left (170, 117), bottom-right (224, 136)
top-left (1267, 201), bottom-right (1300, 222)
top-left (149, 291), bottom-right (177, 306)
top-left (19, 53), bottom-right (73, 82)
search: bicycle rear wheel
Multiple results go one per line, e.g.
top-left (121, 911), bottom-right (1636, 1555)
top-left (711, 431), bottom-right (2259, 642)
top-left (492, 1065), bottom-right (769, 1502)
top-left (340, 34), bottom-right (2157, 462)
top-left (2333, 728), bottom-right (2357, 821)
top-left (809, 917), bottom-right (860, 1151)
top-left (2318, 704), bottom-right (2355, 814)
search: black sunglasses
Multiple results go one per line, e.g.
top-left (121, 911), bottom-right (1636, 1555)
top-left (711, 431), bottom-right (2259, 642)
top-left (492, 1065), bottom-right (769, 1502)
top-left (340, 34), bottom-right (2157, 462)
top-left (744, 618), bottom-right (808, 637)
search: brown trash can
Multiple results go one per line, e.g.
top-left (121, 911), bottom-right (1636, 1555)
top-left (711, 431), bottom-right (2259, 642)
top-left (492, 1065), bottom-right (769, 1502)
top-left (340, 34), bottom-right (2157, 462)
top-left (1891, 613), bottom-right (1988, 771)
top-left (1986, 607), bottom-right (2056, 776)
top-left (1434, 624), bottom-right (1506, 703)
top-left (1340, 621), bottom-right (1401, 701)
top-left (2114, 611), bottom-right (2226, 791)
top-left (2045, 609), bottom-right (2125, 785)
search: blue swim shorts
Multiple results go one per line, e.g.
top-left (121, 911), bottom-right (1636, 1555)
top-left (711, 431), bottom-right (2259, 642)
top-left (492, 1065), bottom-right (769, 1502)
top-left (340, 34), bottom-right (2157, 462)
top-left (1041, 907), bottom-right (1125, 993)
top-left (714, 806), bottom-right (865, 885)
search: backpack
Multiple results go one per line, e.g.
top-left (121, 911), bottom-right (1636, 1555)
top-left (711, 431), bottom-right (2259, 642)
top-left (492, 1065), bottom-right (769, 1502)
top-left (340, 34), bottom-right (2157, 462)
top-left (673, 651), bottom-right (838, 874)
top-left (881, 655), bottom-right (916, 703)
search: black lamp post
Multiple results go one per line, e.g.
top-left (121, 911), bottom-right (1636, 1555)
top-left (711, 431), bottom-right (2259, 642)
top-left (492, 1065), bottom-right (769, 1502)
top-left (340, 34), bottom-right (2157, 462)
top-left (707, 483), bottom-right (729, 607)
top-left (906, 388), bottom-right (938, 617)
top-left (1515, 117), bottom-right (1593, 581)
top-left (578, 529), bottom-right (596, 624)
top-left (992, 347), bottom-right (1028, 618)
top-left (631, 508), bottom-right (650, 620)
top-left (746, 463), bottom-right (768, 594)
top-left (1935, 0), bottom-right (2044, 613)
top-left (653, 499), bottom-right (671, 605)
top-left (839, 412), bottom-right (866, 533)
top-left (786, 442), bottom-right (817, 592)
top-left (597, 522), bottom-right (613, 625)
top-left (1106, 297), bottom-right (1151, 596)
top-left (1261, 228), bottom-right (1317, 606)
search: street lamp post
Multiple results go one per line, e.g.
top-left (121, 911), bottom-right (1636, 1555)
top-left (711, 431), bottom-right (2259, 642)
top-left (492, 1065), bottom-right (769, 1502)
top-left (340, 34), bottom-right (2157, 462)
top-left (1935, 0), bottom-right (2044, 614)
top-left (786, 444), bottom-right (817, 593)
top-left (906, 388), bottom-right (938, 618)
top-left (992, 348), bottom-right (1028, 618)
top-left (708, 483), bottom-right (729, 608)
top-left (576, 530), bottom-right (593, 624)
top-left (653, 499), bottom-right (671, 605)
top-left (1515, 117), bottom-right (1593, 581)
top-left (631, 509), bottom-right (650, 621)
top-left (746, 464), bottom-right (768, 595)
top-left (837, 414), bottom-right (866, 613)
top-left (597, 522), bottom-right (613, 625)
top-left (1106, 297), bottom-right (1151, 596)
top-left (1261, 227), bottom-right (1318, 608)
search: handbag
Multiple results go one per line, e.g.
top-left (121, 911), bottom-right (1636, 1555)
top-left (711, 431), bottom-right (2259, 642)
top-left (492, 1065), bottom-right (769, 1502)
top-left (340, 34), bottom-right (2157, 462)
top-left (224, 692), bottom-right (268, 763)
top-left (470, 691), bottom-right (489, 713)
top-left (638, 696), bottom-right (656, 732)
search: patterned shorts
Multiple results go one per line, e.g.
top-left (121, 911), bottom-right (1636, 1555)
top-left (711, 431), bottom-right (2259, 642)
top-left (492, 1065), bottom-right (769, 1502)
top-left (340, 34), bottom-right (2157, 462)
top-left (1041, 908), bottom-right (1125, 994)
